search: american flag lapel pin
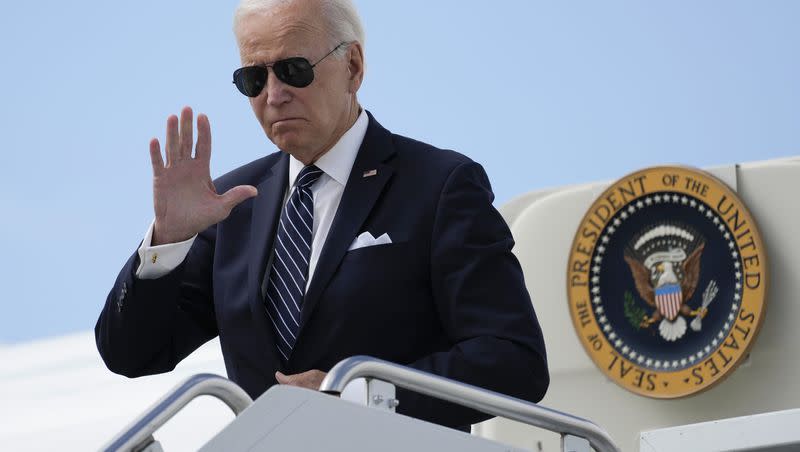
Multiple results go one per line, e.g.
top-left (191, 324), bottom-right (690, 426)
top-left (363, 169), bottom-right (378, 178)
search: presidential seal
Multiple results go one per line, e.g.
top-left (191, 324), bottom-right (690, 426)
top-left (567, 166), bottom-right (768, 398)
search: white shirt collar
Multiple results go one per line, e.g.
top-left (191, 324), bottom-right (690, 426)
top-left (288, 109), bottom-right (369, 188)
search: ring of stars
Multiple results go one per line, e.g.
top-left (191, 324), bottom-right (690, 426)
top-left (589, 192), bottom-right (743, 371)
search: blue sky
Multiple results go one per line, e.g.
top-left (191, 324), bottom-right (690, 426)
top-left (1, 1), bottom-right (798, 343)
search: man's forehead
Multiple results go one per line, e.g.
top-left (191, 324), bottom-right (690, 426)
top-left (237, 14), bottom-right (327, 62)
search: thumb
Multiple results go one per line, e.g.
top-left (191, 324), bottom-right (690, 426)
top-left (275, 371), bottom-right (292, 385)
top-left (220, 185), bottom-right (258, 210)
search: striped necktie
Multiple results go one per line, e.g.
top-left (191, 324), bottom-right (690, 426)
top-left (263, 165), bottom-right (323, 361)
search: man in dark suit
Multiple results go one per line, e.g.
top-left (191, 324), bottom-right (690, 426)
top-left (96, 0), bottom-right (548, 430)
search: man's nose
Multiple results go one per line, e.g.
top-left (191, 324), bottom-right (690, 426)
top-left (264, 69), bottom-right (292, 106)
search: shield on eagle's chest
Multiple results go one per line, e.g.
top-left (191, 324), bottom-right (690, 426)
top-left (655, 283), bottom-right (682, 321)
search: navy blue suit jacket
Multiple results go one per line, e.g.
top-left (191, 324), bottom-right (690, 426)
top-left (96, 112), bottom-right (548, 429)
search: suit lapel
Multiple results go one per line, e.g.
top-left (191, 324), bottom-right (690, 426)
top-left (298, 114), bottom-right (396, 334)
top-left (247, 153), bottom-right (289, 367)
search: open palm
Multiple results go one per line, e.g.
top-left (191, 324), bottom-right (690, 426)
top-left (149, 107), bottom-right (257, 245)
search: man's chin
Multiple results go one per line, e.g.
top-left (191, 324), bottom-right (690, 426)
top-left (266, 130), bottom-right (303, 152)
top-left (272, 137), bottom-right (312, 160)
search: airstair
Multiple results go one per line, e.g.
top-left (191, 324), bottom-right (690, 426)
top-left (100, 356), bottom-right (619, 452)
top-left (100, 355), bottom-right (800, 451)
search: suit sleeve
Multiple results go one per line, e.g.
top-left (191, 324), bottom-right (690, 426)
top-left (94, 224), bottom-right (218, 377)
top-left (395, 161), bottom-right (549, 428)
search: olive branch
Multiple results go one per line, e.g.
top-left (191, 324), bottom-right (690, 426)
top-left (624, 291), bottom-right (646, 330)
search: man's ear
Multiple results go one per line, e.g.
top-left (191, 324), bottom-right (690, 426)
top-left (347, 42), bottom-right (365, 93)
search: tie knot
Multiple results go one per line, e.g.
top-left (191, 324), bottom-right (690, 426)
top-left (295, 165), bottom-right (323, 189)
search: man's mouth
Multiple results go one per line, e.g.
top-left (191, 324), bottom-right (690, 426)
top-left (273, 118), bottom-right (303, 126)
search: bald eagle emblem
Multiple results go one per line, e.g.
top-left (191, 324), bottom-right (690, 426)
top-left (624, 224), bottom-right (718, 341)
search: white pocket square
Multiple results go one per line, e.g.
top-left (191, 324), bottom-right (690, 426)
top-left (348, 231), bottom-right (392, 251)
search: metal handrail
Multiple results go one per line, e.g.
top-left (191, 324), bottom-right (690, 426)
top-left (320, 356), bottom-right (620, 452)
top-left (100, 373), bottom-right (253, 452)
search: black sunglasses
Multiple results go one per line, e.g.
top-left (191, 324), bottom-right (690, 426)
top-left (232, 42), bottom-right (348, 97)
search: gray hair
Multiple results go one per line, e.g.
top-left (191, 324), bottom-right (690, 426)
top-left (233, 0), bottom-right (365, 57)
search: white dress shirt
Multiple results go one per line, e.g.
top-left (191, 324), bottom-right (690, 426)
top-left (136, 109), bottom-right (369, 286)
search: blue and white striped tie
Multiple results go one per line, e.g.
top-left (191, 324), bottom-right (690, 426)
top-left (263, 165), bottom-right (323, 361)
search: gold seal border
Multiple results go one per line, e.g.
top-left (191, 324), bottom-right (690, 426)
top-left (566, 165), bottom-right (769, 399)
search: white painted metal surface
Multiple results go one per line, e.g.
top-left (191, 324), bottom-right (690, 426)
top-left (474, 156), bottom-right (800, 451)
top-left (200, 385), bottom-right (527, 452)
top-left (640, 408), bottom-right (800, 451)
top-left (320, 356), bottom-right (619, 451)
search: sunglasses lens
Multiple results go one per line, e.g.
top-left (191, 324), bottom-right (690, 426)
top-left (233, 66), bottom-right (267, 97)
top-left (232, 57), bottom-right (315, 97)
top-left (274, 57), bottom-right (315, 88)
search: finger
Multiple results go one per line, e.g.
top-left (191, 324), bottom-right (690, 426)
top-left (275, 371), bottom-right (293, 385)
top-left (149, 138), bottom-right (164, 174)
top-left (195, 113), bottom-right (211, 161)
top-left (179, 106), bottom-right (193, 159)
top-left (305, 372), bottom-right (324, 390)
top-left (220, 185), bottom-right (258, 211)
top-left (165, 114), bottom-right (179, 165)
top-left (312, 371), bottom-right (327, 387)
top-left (278, 372), bottom-right (309, 388)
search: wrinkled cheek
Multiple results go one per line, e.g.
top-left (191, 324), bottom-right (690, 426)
top-left (249, 99), bottom-right (263, 122)
top-left (249, 101), bottom-right (271, 139)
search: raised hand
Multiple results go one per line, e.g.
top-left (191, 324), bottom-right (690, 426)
top-left (149, 107), bottom-right (258, 246)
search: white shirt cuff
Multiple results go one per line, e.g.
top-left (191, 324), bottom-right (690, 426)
top-left (135, 220), bottom-right (197, 280)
